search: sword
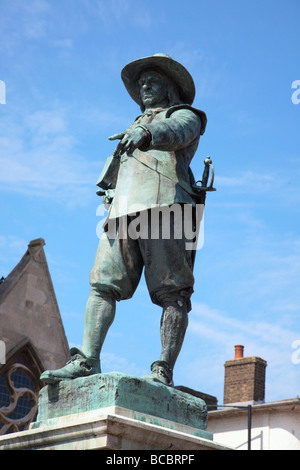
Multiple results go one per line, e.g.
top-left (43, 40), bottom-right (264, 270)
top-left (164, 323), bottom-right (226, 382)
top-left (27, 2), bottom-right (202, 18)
top-left (192, 156), bottom-right (216, 192)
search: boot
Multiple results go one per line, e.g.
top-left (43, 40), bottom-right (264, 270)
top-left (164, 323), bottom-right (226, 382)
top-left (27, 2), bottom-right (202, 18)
top-left (150, 360), bottom-right (174, 386)
top-left (143, 300), bottom-right (189, 386)
top-left (40, 347), bottom-right (101, 384)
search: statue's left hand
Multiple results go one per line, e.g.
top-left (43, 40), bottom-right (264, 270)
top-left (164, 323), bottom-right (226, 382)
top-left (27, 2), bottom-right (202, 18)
top-left (109, 127), bottom-right (149, 157)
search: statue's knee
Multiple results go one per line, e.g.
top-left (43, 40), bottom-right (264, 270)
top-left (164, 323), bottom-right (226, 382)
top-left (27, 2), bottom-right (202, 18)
top-left (162, 297), bottom-right (189, 312)
top-left (90, 285), bottom-right (117, 303)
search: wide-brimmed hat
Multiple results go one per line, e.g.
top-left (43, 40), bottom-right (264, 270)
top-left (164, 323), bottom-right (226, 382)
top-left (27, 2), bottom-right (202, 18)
top-left (121, 53), bottom-right (196, 106)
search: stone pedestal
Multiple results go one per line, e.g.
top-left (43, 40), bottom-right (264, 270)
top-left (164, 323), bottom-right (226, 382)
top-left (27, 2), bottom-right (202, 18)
top-left (35, 372), bottom-right (210, 436)
top-left (0, 372), bottom-right (231, 450)
top-left (0, 407), bottom-right (231, 450)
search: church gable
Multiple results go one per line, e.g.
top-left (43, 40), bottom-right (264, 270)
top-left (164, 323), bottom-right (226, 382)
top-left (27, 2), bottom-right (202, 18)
top-left (0, 238), bottom-right (70, 372)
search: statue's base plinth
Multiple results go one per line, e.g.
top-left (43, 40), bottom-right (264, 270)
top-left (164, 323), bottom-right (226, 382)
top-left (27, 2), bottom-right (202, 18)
top-left (0, 373), bottom-right (232, 450)
top-left (35, 372), bottom-right (211, 437)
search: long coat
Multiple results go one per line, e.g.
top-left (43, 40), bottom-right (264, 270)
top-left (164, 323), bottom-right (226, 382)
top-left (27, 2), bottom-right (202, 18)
top-left (101, 104), bottom-right (207, 219)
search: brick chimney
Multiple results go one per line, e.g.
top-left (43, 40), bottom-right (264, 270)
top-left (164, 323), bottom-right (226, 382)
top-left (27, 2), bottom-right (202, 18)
top-left (223, 345), bottom-right (267, 405)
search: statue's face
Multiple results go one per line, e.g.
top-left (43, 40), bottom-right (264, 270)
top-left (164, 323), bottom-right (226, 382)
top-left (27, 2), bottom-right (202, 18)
top-left (138, 70), bottom-right (170, 108)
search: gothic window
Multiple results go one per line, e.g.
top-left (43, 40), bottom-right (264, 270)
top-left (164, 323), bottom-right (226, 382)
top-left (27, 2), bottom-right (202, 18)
top-left (0, 342), bottom-right (43, 435)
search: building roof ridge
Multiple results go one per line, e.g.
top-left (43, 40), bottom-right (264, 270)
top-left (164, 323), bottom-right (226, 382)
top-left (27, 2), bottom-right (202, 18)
top-left (0, 238), bottom-right (45, 304)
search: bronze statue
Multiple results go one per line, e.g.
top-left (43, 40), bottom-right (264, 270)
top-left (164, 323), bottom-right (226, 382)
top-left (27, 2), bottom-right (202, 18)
top-left (41, 54), bottom-right (210, 387)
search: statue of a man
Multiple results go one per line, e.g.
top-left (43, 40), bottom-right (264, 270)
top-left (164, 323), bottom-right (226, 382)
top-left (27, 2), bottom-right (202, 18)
top-left (41, 54), bottom-right (207, 387)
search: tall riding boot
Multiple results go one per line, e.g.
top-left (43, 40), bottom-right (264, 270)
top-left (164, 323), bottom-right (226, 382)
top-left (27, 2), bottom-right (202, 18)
top-left (150, 300), bottom-right (189, 386)
top-left (40, 288), bottom-right (116, 384)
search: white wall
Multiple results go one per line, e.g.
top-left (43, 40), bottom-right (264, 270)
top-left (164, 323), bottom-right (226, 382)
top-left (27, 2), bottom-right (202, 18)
top-left (208, 405), bottom-right (300, 450)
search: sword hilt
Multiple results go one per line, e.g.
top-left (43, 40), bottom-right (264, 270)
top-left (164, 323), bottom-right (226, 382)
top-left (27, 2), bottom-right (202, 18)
top-left (192, 156), bottom-right (216, 192)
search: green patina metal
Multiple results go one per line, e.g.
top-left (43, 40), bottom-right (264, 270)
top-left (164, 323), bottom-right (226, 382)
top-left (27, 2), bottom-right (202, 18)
top-left (40, 54), bottom-right (215, 402)
top-left (34, 372), bottom-right (212, 440)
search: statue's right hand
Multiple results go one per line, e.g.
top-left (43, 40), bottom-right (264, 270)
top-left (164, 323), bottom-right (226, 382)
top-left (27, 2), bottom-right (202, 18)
top-left (108, 132), bottom-right (126, 141)
top-left (111, 127), bottom-right (148, 157)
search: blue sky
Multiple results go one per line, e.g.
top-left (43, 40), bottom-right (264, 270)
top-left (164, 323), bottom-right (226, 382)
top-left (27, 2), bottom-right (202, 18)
top-left (1, 0), bottom-right (300, 404)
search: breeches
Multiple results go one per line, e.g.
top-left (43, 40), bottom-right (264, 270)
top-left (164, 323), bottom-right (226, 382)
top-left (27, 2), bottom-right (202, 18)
top-left (89, 208), bottom-right (196, 311)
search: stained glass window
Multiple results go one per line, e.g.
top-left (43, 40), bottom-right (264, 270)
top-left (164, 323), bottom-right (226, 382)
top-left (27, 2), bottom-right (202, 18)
top-left (0, 346), bottom-right (43, 435)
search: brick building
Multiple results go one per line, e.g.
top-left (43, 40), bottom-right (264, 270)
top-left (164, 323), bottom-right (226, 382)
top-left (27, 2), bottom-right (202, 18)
top-left (223, 345), bottom-right (267, 405)
top-left (208, 345), bottom-right (300, 450)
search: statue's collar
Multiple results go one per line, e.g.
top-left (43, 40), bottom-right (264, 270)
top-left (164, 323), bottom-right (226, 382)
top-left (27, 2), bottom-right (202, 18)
top-left (143, 107), bottom-right (166, 117)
